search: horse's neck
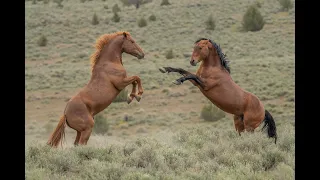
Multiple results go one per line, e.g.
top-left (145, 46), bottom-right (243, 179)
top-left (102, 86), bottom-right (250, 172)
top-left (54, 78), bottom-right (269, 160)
top-left (91, 43), bottom-right (123, 78)
top-left (96, 43), bottom-right (123, 66)
top-left (202, 53), bottom-right (222, 69)
top-left (100, 43), bottom-right (122, 64)
top-left (199, 53), bottom-right (230, 77)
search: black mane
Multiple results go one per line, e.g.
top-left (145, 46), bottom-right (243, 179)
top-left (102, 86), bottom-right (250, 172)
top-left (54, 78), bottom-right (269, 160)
top-left (195, 38), bottom-right (231, 73)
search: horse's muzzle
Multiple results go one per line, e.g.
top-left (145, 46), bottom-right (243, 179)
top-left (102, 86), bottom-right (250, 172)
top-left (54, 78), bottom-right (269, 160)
top-left (190, 59), bottom-right (197, 66)
top-left (137, 53), bottom-right (145, 59)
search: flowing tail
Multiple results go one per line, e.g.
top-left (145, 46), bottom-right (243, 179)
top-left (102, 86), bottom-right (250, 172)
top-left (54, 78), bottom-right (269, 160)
top-left (47, 115), bottom-right (67, 147)
top-left (262, 110), bottom-right (277, 144)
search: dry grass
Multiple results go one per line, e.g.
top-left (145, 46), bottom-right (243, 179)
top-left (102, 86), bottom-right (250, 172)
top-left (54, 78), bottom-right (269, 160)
top-left (26, 122), bottom-right (294, 179)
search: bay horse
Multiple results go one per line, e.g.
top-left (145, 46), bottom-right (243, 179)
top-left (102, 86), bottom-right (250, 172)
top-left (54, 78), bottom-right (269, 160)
top-left (47, 31), bottom-right (145, 147)
top-left (159, 38), bottom-right (277, 144)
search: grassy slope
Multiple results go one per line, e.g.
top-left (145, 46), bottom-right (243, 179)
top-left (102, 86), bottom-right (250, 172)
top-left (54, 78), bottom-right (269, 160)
top-left (25, 0), bottom-right (295, 179)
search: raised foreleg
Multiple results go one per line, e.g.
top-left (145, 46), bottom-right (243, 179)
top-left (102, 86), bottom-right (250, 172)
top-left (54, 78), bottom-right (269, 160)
top-left (173, 74), bottom-right (204, 89)
top-left (127, 81), bottom-right (142, 104)
top-left (159, 67), bottom-right (201, 87)
top-left (116, 75), bottom-right (144, 102)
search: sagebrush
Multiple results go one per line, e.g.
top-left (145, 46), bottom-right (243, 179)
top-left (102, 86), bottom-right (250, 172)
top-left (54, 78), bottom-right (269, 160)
top-left (138, 17), bottom-right (147, 27)
top-left (165, 49), bottom-right (174, 59)
top-left (92, 13), bottom-right (99, 25)
top-left (37, 35), bottom-right (47, 47)
top-left (112, 12), bottom-right (120, 22)
top-left (242, 4), bottom-right (265, 31)
top-left (205, 14), bottom-right (216, 30)
top-left (201, 103), bottom-right (225, 121)
top-left (278, 0), bottom-right (293, 11)
top-left (93, 114), bottom-right (109, 134)
top-left (26, 123), bottom-right (295, 179)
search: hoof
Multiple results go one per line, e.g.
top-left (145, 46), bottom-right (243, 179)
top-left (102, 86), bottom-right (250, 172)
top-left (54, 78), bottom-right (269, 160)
top-left (127, 94), bottom-right (133, 104)
top-left (159, 68), bottom-right (166, 73)
top-left (172, 80), bottom-right (182, 85)
top-left (135, 95), bottom-right (142, 102)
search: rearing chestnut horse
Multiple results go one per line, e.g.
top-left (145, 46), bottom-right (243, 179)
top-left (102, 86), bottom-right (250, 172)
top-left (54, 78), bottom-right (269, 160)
top-left (47, 31), bottom-right (145, 147)
top-left (159, 38), bottom-right (277, 144)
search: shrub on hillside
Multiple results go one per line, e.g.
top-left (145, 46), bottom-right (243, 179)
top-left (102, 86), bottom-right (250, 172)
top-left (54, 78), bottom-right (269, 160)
top-left (278, 0), bottom-right (293, 11)
top-left (205, 14), bottom-right (216, 30)
top-left (112, 12), bottom-right (120, 22)
top-left (38, 35), bottom-right (47, 47)
top-left (165, 49), bottom-right (174, 59)
top-left (93, 114), bottom-right (109, 134)
top-left (53, 0), bottom-right (63, 8)
top-left (137, 18), bottom-right (147, 27)
top-left (201, 103), bottom-right (225, 121)
top-left (112, 4), bottom-right (121, 13)
top-left (92, 13), bottom-right (99, 25)
top-left (149, 14), bottom-right (156, 21)
top-left (253, 1), bottom-right (262, 8)
top-left (242, 5), bottom-right (265, 31)
top-left (119, 0), bottom-right (153, 7)
top-left (160, 0), bottom-right (170, 6)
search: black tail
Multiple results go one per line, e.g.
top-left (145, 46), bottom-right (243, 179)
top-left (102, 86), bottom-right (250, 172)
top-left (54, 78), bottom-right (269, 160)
top-left (262, 110), bottom-right (277, 144)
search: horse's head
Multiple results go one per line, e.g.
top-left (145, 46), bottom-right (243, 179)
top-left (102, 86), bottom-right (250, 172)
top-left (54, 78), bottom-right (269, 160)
top-left (190, 38), bottom-right (214, 66)
top-left (122, 32), bottom-right (145, 59)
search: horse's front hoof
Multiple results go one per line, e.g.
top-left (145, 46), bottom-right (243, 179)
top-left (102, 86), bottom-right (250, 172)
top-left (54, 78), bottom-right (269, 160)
top-left (135, 95), bottom-right (142, 102)
top-left (127, 94), bottom-right (133, 104)
top-left (159, 68), bottom-right (166, 73)
top-left (172, 80), bottom-right (182, 85)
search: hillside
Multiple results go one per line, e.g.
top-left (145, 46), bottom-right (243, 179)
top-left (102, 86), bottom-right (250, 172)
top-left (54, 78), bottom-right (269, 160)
top-left (25, 0), bottom-right (295, 179)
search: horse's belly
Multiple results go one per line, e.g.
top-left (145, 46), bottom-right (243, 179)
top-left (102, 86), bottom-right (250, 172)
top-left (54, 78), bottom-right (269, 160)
top-left (81, 86), bottom-right (119, 115)
top-left (202, 91), bottom-right (244, 115)
top-left (92, 92), bottom-right (118, 112)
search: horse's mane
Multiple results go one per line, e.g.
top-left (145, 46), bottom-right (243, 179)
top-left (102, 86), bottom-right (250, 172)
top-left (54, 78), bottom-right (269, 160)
top-left (195, 38), bottom-right (231, 74)
top-left (90, 31), bottom-right (130, 72)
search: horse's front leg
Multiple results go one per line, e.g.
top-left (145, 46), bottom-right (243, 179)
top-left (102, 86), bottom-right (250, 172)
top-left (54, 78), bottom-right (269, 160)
top-left (159, 67), bottom-right (190, 76)
top-left (159, 67), bottom-right (200, 87)
top-left (119, 76), bottom-right (144, 102)
top-left (127, 81), bottom-right (138, 104)
top-left (174, 74), bottom-right (205, 89)
top-left (122, 76), bottom-right (143, 102)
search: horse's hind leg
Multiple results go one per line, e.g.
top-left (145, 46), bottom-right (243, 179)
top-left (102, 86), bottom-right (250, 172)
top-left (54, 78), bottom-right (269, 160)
top-left (79, 128), bottom-right (93, 145)
top-left (74, 131), bottom-right (81, 146)
top-left (243, 114), bottom-right (264, 133)
top-left (234, 115), bottom-right (244, 136)
top-left (78, 115), bottom-right (94, 145)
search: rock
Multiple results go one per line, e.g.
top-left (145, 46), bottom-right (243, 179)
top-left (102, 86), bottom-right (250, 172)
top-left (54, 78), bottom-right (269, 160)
top-left (183, 52), bottom-right (192, 58)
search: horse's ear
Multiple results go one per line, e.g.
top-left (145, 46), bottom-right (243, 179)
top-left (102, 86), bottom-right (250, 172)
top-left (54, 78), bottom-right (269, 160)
top-left (123, 32), bottom-right (127, 38)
